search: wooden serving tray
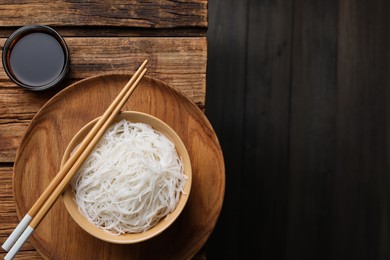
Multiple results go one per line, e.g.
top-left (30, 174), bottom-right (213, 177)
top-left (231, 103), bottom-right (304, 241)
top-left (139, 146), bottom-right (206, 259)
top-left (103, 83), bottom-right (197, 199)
top-left (13, 74), bottom-right (225, 259)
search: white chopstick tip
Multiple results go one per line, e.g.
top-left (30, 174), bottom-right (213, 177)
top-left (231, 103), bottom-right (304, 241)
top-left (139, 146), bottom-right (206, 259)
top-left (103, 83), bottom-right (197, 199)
top-left (4, 226), bottom-right (34, 260)
top-left (2, 214), bottom-right (32, 252)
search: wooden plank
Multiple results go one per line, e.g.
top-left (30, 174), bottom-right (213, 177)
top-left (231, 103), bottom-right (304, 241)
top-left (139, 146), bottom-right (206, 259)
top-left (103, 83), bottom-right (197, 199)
top-left (204, 0), bottom-right (248, 259)
top-left (0, 0), bottom-right (207, 28)
top-left (0, 27), bottom-right (206, 38)
top-left (239, 0), bottom-right (292, 259)
top-left (0, 37), bottom-right (206, 89)
top-left (287, 0), bottom-right (339, 259)
top-left (0, 37), bottom-right (206, 162)
top-left (0, 37), bottom-right (206, 102)
top-left (334, 0), bottom-right (390, 259)
top-left (206, 0), bottom-right (293, 258)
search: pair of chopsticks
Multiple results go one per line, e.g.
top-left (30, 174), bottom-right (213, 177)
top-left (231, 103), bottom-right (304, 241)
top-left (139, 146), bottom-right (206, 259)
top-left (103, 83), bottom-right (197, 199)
top-left (2, 60), bottom-right (148, 260)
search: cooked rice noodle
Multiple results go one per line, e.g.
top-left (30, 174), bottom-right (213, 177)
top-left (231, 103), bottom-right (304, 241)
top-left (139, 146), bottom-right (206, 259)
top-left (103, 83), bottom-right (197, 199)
top-left (71, 120), bottom-right (186, 235)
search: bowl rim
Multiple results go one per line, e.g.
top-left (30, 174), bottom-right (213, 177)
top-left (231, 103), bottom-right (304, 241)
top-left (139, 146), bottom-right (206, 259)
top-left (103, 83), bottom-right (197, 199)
top-left (61, 111), bottom-right (192, 244)
top-left (2, 24), bottom-right (70, 91)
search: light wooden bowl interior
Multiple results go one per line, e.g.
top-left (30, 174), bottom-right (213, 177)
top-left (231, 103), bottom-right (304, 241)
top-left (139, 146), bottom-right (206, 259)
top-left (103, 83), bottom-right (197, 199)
top-left (61, 111), bottom-right (192, 244)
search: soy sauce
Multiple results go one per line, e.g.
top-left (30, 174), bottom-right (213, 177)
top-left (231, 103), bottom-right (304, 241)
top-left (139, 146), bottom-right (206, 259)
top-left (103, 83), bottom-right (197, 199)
top-left (9, 32), bottom-right (65, 87)
top-left (2, 25), bottom-right (69, 91)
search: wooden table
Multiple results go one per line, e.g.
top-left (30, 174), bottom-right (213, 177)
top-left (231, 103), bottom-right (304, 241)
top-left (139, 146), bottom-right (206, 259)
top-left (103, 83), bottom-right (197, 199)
top-left (0, 1), bottom-right (208, 259)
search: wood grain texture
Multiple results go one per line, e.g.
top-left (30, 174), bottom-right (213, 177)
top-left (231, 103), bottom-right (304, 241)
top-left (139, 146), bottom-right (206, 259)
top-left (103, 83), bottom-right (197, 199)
top-left (241, 0), bottom-right (292, 259)
top-left (0, 0), bottom-right (207, 28)
top-left (0, 37), bottom-right (207, 96)
top-left (206, 0), bottom-right (390, 259)
top-left (0, 27), bottom-right (206, 38)
top-left (334, 0), bottom-right (390, 259)
top-left (12, 75), bottom-right (224, 259)
top-left (0, 37), bottom-right (206, 163)
top-left (287, 0), bottom-right (338, 259)
top-left (0, 168), bottom-right (43, 259)
top-left (205, 0), bottom-right (292, 259)
top-left (204, 0), bottom-right (247, 258)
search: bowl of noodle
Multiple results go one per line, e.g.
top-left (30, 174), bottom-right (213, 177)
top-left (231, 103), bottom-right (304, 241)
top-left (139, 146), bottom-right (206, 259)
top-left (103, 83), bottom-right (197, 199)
top-left (61, 111), bottom-right (192, 244)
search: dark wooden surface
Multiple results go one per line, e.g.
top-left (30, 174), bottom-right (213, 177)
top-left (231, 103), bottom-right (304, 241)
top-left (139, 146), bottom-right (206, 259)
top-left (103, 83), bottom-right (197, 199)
top-left (205, 0), bottom-right (390, 259)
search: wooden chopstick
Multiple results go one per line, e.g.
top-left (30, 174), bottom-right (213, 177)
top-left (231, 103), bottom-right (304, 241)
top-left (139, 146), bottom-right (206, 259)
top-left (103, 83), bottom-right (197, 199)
top-left (3, 60), bottom-right (148, 260)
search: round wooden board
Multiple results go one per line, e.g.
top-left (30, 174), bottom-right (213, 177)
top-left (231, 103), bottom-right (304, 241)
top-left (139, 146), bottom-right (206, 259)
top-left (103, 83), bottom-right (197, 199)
top-left (13, 74), bottom-right (225, 259)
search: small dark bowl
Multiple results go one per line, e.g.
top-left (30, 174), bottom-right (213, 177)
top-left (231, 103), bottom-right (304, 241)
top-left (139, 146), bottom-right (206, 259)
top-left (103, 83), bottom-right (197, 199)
top-left (2, 25), bottom-right (70, 91)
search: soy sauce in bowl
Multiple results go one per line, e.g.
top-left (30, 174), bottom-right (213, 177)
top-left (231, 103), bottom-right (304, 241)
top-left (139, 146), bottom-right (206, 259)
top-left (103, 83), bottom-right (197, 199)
top-left (2, 25), bottom-right (69, 91)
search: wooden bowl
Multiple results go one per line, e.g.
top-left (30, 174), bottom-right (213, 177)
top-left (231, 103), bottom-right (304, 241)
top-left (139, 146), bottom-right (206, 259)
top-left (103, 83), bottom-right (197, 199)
top-left (60, 111), bottom-right (192, 244)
